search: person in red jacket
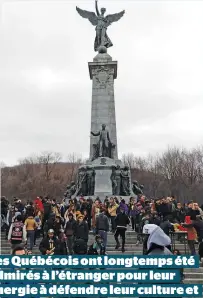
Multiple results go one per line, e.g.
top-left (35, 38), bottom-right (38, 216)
top-left (182, 215), bottom-right (197, 255)
top-left (34, 197), bottom-right (44, 213)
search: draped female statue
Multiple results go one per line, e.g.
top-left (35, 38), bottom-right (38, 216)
top-left (76, 0), bottom-right (125, 51)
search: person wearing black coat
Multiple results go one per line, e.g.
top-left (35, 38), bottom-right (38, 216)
top-left (44, 213), bottom-right (55, 234)
top-left (114, 206), bottom-right (130, 253)
top-left (39, 229), bottom-right (62, 255)
top-left (74, 215), bottom-right (89, 243)
top-left (43, 199), bottom-right (52, 223)
top-left (53, 216), bottom-right (63, 237)
top-left (65, 213), bottom-right (76, 254)
top-left (160, 217), bottom-right (175, 236)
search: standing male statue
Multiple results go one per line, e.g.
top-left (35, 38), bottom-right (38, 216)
top-left (91, 124), bottom-right (114, 158)
top-left (76, 0), bottom-right (125, 52)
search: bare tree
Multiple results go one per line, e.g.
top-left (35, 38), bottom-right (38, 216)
top-left (65, 153), bottom-right (83, 183)
top-left (3, 147), bottom-right (203, 203)
top-left (37, 151), bottom-right (62, 181)
top-left (146, 154), bottom-right (162, 197)
top-left (122, 153), bottom-right (136, 169)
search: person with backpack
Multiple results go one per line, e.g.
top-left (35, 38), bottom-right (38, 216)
top-left (8, 215), bottom-right (27, 254)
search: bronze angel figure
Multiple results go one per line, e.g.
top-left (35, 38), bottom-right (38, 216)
top-left (76, 0), bottom-right (125, 52)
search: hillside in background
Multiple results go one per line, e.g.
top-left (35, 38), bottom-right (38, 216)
top-left (2, 147), bottom-right (203, 203)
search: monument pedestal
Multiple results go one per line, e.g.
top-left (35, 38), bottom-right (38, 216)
top-left (89, 50), bottom-right (118, 160)
top-left (86, 157), bottom-right (122, 197)
top-left (68, 48), bottom-right (135, 201)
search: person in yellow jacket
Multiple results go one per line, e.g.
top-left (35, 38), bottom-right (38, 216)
top-left (108, 198), bottom-right (118, 233)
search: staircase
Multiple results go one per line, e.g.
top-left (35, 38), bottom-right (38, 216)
top-left (1, 231), bottom-right (203, 284)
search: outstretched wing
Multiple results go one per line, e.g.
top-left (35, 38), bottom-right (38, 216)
top-left (76, 7), bottom-right (98, 26)
top-left (105, 10), bottom-right (125, 27)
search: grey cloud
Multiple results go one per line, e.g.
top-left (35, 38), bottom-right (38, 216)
top-left (0, 1), bottom-right (203, 165)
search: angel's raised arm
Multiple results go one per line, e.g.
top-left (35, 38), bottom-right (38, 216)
top-left (95, 0), bottom-right (100, 16)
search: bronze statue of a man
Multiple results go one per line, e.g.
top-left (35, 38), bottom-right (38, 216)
top-left (91, 124), bottom-right (112, 158)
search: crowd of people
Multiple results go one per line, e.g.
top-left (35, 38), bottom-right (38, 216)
top-left (1, 195), bottom-right (203, 258)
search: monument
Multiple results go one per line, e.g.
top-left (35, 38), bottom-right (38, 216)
top-left (67, 0), bottom-right (135, 200)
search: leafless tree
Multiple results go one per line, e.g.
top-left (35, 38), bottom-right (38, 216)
top-left (65, 153), bottom-right (84, 183)
top-left (37, 151), bottom-right (62, 181)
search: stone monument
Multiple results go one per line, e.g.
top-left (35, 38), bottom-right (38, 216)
top-left (70, 0), bottom-right (134, 200)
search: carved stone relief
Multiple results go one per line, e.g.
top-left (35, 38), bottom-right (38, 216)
top-left (92, 66), bottom-right (114, 89)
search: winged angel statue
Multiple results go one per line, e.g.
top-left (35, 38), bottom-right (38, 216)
top-left (76, 0), bottom-right (125, 52)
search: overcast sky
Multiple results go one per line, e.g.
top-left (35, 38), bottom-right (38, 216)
top-left (0, 0), bottom-right (203, 166)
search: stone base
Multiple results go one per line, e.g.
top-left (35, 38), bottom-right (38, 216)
top-left (87, 157), bottom-right (120, 198)
top-left (74, 157), bottom-right (135, 201)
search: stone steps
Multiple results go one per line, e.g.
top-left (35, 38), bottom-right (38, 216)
top-left (1, 231), bottom-right (202, 284)
top-left (184, 278), bottom-right (203, 284)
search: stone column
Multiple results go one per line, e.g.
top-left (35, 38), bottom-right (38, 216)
top-left (88, 49), bottom-right (118, 160)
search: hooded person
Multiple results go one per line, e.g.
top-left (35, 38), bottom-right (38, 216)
top-left (147, 226), bottom-right (172, 255)
top-left (139, 226), bottom-right (179, 298)
top-left (142, 224), bottom-right (158, 255)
